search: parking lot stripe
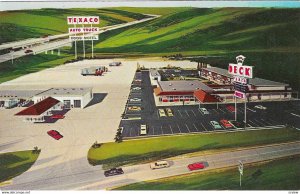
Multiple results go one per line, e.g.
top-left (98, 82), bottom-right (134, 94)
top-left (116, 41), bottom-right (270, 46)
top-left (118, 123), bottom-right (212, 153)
top-left (177, 110), bottom-right (183, 117)
top-left (262, 119), bottom-right (272, 126)
top-left (219, 108), bottom-right (226, 113)
top-left (129, 127), bottom-right (132, 137)
top-left (185, 124), bottom-right (191, 132)
top-left (213, 109), bottom-right (219, 114)
top-left (150, 126), bottom-right (155, 135)
top-left (248, 120), bottom-right (258, 127)
top-left (191, 110), bottom-right (197, 117)
top-left (161, 126), bottom-right (164, 135)
top-left (193, 123), bottom-right (199, 132)
top-left (177, 124), bottom-right (182, 133)
top-left (169, 125), bottom-right (174, 134)
top-left (253, 118), bottom-right (265, 126)
top-left (185, 110), bottom-right (190, 117)
top-left (200, 122), bottom-right (207, 131)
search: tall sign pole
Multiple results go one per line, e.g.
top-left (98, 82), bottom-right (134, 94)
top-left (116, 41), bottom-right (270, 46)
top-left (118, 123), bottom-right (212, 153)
top-left (91, 24), bottom-right (94, 58)
top-left (82, 23), bottom-right (85, 58)
top-left (228, 55), bottom-right (253, 127)
top-left (235, 96), bottom-right (237, 121)
top-left (73, 23), bottom-right (77, 59)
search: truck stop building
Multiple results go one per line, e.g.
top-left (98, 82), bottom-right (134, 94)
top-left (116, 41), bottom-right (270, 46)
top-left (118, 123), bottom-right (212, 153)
top-left (201, 67), bottom-right (294, 101)
top-left (154, 80), bottom-right (214, 105)
top-left (33, 87), bottom-right (93, 109)
top-left (15, 97), bottom-right (62, 122)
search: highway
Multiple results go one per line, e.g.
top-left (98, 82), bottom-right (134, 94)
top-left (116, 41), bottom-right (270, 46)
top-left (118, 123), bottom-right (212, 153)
top-left (2, 141), bottom-right (299, 190)
top-left (0, 14), bottom-right (160, 64)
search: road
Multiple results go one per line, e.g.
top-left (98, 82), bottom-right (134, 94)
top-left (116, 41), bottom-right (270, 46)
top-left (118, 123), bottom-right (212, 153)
top-left (0, 14), bottom-right (160, 63)
top-left (2, 141), bottom-right (299, 190)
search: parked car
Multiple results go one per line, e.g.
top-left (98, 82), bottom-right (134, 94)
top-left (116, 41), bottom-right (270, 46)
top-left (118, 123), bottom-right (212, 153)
top-left (158, 109), bottom-right (166, 117)
top-left (130, 98), bottom-right (141, 102)
top-left (210, 121), bottom-right (223, 130)
top-left (254, 105), bottom-right (267, 110)
top-left (128, 106), bottom-right (141, 111)
top-left (187, 162), bottom-right (205, 171)
top-left (220, 119), bottom-right (233, 128)
top-left (132, 87), bottom-right (141, 91)
top-left (24, 49), bottom-right (33, 54)
top-left (150, 161), bottom-right (170, 170)
top-left (199, 108), bottom-right (209, 115)
top-left (226, 105), bottom-right (236, 112)
top-left (47, 130), bottom-right (63, 140)
top-left (166, 108), bottom-right (173, 116)
top-left (104, 168), bottom-right (124, 177)
top-left (51, 114), bottom-right (65, 119)
top-left (140, 124), bottom-right (147, 135)
top-left (229, 120), bottom-right (243, 128)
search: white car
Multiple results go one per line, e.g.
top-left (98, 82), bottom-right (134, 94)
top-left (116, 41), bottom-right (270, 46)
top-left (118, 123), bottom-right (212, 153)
top-left (158, 109), bottom-right (167, 117)
top-left (150, 161), bottom-right (170, 169)
top-left (254, 105), bottom-right (267, 110)
top-left (132, 87), bottom-right (141, 91)
top-left (130, 98), bottom-right (141, 102)
top-left (199, 108), bottom-right (209, 115)
top-left (140, 124), bottom-right (147, 135)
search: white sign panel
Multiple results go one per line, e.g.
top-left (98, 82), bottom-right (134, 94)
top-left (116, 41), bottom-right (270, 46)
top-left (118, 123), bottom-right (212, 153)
top-left (228, 63), bottom-right (253, 78)
top-left (68, 27), bottom-right (99, 33)
top-left (234, 90), bottom-right (246, 99)
top-left (69, 35), bottom-right (98, 41)
top-left (233, 76), bottom-right (248, 84)
top-left (67, 16), bottom-right (99, 24)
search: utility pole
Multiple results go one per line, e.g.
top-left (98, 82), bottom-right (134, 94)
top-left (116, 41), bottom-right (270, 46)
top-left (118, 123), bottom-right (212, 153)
top-left (244, 97), bottom-right (247, 129)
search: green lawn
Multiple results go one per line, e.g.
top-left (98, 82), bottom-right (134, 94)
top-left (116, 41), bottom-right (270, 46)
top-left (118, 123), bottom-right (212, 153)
top-left (116, 155), bottom-right (300, 190)
top-left (88, 127), bottom-right (300, 169)
top-left (0, 150), bottom-right (40, 183)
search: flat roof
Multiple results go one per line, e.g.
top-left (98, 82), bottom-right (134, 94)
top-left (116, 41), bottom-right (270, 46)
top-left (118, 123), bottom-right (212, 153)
top-left (0, 90), bottom-right (44, 99)
top-left (149, 69), bottom-right (160, 77)
top-left (158, 80), bottom-right (213, 92)
top-left (15, 97), bottom-right (60, 116)
top-left (36, 87), bottom-right (92, 97)
top-left (202, 67), bottom-right (288, 87)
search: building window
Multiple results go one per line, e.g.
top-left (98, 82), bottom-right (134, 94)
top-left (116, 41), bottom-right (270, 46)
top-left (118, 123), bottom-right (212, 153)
top-left (74, 100), bottom-right (81, 108)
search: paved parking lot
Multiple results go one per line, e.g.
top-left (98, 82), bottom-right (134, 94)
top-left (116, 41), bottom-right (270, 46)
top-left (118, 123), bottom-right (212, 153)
top-left (120, 70), bottom-right (299, 138)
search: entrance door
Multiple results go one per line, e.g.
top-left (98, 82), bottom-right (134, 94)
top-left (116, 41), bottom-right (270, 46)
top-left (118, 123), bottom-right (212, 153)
top-left (63, 100), bottom-right (71, 109)
top-left (74, 100), bottom-right (81, 108)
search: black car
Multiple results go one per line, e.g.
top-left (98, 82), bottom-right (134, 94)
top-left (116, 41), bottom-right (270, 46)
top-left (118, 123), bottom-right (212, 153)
top-left (104, 168), bottom-right (124, 177)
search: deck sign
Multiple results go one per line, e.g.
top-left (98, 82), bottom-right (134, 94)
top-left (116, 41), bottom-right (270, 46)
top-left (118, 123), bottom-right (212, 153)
top-left (228, 63), bottom-right (253, 79)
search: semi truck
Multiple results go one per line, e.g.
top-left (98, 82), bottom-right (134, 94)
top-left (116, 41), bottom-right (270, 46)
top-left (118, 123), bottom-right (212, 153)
top-left (81, 66), bottom-right (107, 76)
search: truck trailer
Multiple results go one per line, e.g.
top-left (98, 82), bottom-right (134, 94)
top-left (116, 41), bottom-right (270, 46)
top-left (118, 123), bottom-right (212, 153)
top-left (81, 66), bottom-right (107, 76)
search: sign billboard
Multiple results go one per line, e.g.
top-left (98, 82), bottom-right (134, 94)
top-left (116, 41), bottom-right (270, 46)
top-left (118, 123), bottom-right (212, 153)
top-left (228, 63), bottom-right (253, 78)
top-left (233, 82), bottom-right (249, 93)
top-left (234, 91), bottom-right (246, 99)
top-left (67, 16), bottom-right (99, 24)
top-left (69, 35), bottom-right (98, 41)
top-left (68, 27), bottom-right (99, 33)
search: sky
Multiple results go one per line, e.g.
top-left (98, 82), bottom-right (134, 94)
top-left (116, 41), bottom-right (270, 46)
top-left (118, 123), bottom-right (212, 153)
top-left (0, 1), bottom-right (300, 11)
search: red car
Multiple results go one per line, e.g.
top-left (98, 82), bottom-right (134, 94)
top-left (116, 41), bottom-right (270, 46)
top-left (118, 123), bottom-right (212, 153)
top-left (188, 162), bottom-right (205, 171)
top-left (220, 119), bottom-right (233, 128)
top-left (51, 114), bottom-right (65, 119)
top-left (226, 105), bottom-right (235, 112)
top-left (47, 130), bottom-right (63, 140)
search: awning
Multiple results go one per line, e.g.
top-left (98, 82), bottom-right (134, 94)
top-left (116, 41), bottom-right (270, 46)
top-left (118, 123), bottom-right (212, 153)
top-left (15, 97), bottom-right (60, 116)
top-left (194, 90), bottom-right (220, 103)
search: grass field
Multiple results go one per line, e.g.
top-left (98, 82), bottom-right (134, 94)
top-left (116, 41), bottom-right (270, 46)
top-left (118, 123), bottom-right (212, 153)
top-left (116, 155), bottom-right (300, 190)
top-left (87, 127), bottom-right (300, 169)
top-left (0, 150), bottom-right (40, 183)
top-left (0, 8), bottom-right (148, 43)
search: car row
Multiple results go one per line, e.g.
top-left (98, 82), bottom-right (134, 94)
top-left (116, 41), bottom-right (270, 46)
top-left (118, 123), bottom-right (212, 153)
top-left (104, 160), bottom-right (207, 177)
top-left (210, 119), bottom-right (233, 129)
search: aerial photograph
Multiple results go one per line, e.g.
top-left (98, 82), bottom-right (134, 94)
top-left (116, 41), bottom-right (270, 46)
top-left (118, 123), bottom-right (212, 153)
top-left (0, 0), bottom-right (299, 192)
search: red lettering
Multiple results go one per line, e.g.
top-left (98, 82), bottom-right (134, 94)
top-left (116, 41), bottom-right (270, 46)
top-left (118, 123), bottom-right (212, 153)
top-left (234, 66), bottom-right (237, 74)
top-left (239, 67), bottom-right (243, 75)
top-left (228, 65), bottom-right (233, 73)
top-left (245, 67), bottom-right (251, 77)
